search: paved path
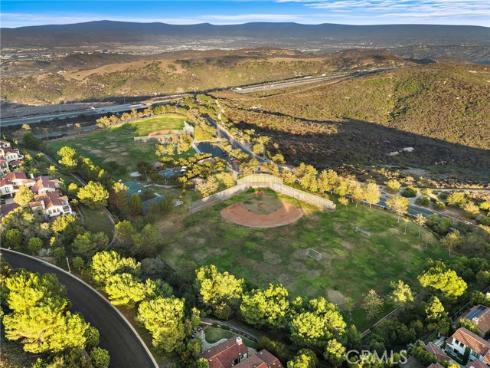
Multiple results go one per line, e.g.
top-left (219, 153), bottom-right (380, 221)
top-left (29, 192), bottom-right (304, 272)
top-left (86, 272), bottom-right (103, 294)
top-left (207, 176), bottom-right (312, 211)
top-left (0, 248), bottom-right (158, 368)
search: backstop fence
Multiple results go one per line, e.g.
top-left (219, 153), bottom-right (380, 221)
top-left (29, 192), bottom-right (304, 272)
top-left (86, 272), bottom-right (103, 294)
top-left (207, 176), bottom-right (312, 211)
top-left (189, 174), bottom-right (335, 213)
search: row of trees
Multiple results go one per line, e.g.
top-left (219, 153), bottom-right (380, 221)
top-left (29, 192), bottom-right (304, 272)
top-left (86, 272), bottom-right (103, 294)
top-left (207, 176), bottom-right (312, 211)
top-left (1, 266), bottom-right (109, 368)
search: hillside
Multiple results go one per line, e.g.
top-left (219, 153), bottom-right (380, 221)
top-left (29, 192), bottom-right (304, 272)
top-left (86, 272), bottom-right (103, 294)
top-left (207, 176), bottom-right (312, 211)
top-left (0, 49), bottom-right (409, 104)
top-left (3, 21), bottom-right (490, 48)
top-left (215, 63), bottom-right (490, 179)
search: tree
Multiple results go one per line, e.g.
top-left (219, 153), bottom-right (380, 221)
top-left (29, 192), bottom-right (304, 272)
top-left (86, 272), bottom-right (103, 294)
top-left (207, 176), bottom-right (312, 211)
top-left (196, 176), bottom-right (219, 197)
top-left (390, 280), bottom-right (414, 307)
top-left (4, 307), bottom-right (89, 354)
top-left (287, 349), bottom-right (318, 368)
top-left (3, 228), bottom-right (23, 249)
top-left (196, 358), bottom-right (210, 368)
top-left (103, 273), bottom-right (153, 306)
top-left (27, 237), bottom-right (43, 254)
top-left (425, 296), bottom-right (445, 321)
top-left (51, 214), bottom-right (77, 233)
top-left (463, 201), bottom-right (480, 218)
top-left (2, 270), bottom-right (90, 354)
top-left (90, 347), bottom-right (110, 368)
top-left (385, 179), bottom-right (401, 193)
top-left (72, 232), bottom-right (108, 257)
top-left (318, 170), bottom-right (338, 193)
top-left (363, 182), bottom-right (380, 207)
top-left (90, 251), bottom-right (140, 285)
top-left (350, 181), bottom-right (365, 207)
top-left (240, 284), bottom-right (290, 328)
top-left (441, 230), bottom-right (461, 256)
top-left (196, 265), bottom-right (244, 319)
top-left (386, 195), bottom-right (409, 222)
top-left (361, 289), bottom-right (384, 320)
top-left (418, 262), bottom-right (467, 299)
top-left (14, 186), bottom-right (34, 207)
top-left (137, 297), bottom-right (186, 353)
top-left (290, 297), bottom-right (346, 347)
top-left (324, 339), bottom-right (346, 367)
top-left (414, 214), bottom-right (426, 238)
top-left (447, 192), bottom-right (466, 207)
top-left (57, 146), bottom-right (78, 168)
top-left (115, 220), bottom-right (136, 248)
top-left (77, 181), bottom-right (109, 208)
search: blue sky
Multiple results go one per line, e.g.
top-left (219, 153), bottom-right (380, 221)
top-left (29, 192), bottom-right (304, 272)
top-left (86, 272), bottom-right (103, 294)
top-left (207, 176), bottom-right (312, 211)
top-left (1, 0), bottom-right (489, 28)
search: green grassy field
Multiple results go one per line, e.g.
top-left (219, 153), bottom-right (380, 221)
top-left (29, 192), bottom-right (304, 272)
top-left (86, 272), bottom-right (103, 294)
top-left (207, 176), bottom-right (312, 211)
top-left (46, 114), bottom-right (187, 178)
top-left (162, 190), bottom-right (447, 327)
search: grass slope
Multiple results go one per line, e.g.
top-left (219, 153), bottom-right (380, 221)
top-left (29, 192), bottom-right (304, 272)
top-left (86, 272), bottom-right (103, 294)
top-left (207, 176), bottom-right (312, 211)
top-left (162, 191), bottom-right (445, 327)
top-left (47, 114), bottom-right (186, 178)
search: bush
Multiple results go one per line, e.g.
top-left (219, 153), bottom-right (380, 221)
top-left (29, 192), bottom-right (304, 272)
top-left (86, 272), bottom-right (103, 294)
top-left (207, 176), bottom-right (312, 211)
top-left (90, 347), bottom-right (110, 368)
top-left (258, 336), bottom-right (291, 362)
top-left (426, 215), bottom-right (452, 235)
top-left (415, 196), bottom-right (430, 206)
top-left (433, 200), bottom-right (446, 210)
top-left (476, 215), bottom-right (490, 226)
top-left (401, 186), bottom-right (418, 198)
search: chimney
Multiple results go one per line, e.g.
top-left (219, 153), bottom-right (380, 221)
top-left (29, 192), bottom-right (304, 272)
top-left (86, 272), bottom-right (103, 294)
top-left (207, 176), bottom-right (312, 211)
top-left (236, 337), bottom-right (243, 345)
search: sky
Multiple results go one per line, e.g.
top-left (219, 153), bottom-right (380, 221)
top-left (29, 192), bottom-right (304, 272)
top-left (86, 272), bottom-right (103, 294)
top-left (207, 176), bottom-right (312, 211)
top-left (1, 0), bottom-right (489, 28)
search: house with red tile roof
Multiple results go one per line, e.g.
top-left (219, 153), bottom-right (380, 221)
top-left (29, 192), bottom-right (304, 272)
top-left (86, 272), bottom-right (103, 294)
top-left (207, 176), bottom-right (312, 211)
top-left (203, 337), bottom-right (249, 368)
top-left (460, 305), bottom-right (490, 338)
top-left (446, 327), bottom-right (490, 366)
top-left (0, 146), bottom-right (24, 171)
top-left (31, 176), bottom-right (59, 195)
top-left (202, 337), bottom-right (283, 368)
top-left (425, 342), bottom-right (450, 363)
top-left (467, 360), bottom-right (489, 368)
top-left (32, 192), bottom-right (73, 218)
top-left (0, 172), bottom-right (35, 197)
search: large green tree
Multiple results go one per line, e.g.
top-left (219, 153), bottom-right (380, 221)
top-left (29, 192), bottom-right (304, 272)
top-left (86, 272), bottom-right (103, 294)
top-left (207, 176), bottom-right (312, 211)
top-left (77, 181), bottom-right (109, 209)
top-left (90, 251), bottom-right (140, 285)
top-left (137, 297), bottom-right (187, 353)
top-left (195, 265), bottom-right (244, 318)
top-left (418, 262), bottom-right (467, 299)
top-left (103, 273), bottom-right (154, 306)
top-left (290, 297), bottom-right (346, 348)
top-left (57, 146), bottom-right (78, 168)
top-left (240, 283), bottom-right (290, 328)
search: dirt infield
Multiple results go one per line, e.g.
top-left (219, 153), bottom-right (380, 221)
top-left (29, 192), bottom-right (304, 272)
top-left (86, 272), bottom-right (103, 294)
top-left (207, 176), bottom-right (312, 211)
top-left (221, 201), bottom-right (304, 228)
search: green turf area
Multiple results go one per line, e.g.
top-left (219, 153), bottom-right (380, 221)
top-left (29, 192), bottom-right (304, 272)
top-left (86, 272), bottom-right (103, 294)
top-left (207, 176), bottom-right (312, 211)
top-left (78, 206), bottom-right (114, 238)
top-left (162, 191), bottom-right (446, 327)
top-left (204, 326), bottom-right (258, 348)
top-left (46, 114), bottom-right (187, 179)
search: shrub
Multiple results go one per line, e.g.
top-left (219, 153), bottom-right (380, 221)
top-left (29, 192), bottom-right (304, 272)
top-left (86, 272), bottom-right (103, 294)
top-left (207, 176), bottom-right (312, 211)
top-left (401, 186), bottom-right (418, 198)
top-left (415, 196), bottom-right (430, 206)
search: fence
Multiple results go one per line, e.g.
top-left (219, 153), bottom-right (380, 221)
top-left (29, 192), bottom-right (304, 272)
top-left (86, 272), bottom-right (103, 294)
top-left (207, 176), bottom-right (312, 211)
top-left (190, 174), bottom-right (335, 213)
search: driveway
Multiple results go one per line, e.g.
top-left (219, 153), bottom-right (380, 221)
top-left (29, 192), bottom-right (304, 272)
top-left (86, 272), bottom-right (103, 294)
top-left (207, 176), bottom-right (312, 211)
top-left (0, 248), bottom-right (157, 368)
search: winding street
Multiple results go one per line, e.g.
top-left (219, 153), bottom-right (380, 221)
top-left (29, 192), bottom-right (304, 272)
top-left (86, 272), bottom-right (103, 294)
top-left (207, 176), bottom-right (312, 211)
top-left (0, 248), bottom-right (158, 368)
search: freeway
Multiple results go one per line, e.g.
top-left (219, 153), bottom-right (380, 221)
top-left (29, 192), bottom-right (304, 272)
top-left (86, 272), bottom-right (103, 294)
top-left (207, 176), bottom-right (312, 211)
top-left (0, 68), bottom-right (391, 127)
top-left (0, 248), bottom-right (158, 368)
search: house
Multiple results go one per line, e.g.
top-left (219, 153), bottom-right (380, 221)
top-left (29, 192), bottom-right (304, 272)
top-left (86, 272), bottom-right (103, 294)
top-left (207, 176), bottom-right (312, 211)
top-left (0, 202), bottom-right (20, 217)
top-left (31, 176), bottom-right (58, 195)
top-left (461, 306), bottom-right (490, 337)
top-left (468, 361), bottom-right (489, 368)
top-left (0, 172), bottom-right (35, 196)
top-left (0, 140), bottom-right (12, 149)
top-left (202, 337), bottom-right (283, 368)
top-left (203, 337), bottom-right (249, 368)
top-left (0, 146), bottom-right (24, 170)
top-left (446, 328), bottom-right (490, 366)
top-left (32, 192), bottom-right (73, 218)
top-left (0, 158), bottom-right (9, 175)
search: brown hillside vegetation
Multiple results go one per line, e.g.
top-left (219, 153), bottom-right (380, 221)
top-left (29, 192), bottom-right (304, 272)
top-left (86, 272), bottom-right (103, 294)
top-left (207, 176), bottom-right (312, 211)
top-left (214, 63), bottom-right (490, 180)
top-left (1, 49), bottom-right (408, 104)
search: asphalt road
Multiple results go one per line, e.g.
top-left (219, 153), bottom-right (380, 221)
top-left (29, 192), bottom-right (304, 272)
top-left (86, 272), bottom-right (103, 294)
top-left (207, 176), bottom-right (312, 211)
top-left (0, 68), bottom-right (391, 127)
top-left (0, 248), bottom-right (157, 368)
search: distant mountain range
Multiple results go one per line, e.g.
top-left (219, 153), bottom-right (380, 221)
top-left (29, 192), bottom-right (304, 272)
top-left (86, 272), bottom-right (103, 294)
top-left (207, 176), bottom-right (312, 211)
top-left (2, 21), bottom-right (490, 48)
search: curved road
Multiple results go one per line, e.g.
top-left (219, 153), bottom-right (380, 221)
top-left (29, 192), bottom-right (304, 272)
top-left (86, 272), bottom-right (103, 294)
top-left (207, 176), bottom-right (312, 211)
top-left (0, 248), bottom-right (157, 368)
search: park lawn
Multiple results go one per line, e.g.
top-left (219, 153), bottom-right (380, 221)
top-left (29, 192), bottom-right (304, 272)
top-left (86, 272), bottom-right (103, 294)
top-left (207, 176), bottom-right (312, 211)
top-left (78, 206), bottom-right (114, 238)
top-left (161, 191), bottom-right (447, 328)
top-left (46, 114), bottom-right (187, 179)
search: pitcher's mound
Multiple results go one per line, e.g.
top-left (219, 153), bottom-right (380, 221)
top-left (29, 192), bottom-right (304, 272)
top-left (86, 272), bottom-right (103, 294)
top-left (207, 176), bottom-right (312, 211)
top-left (221, 201), bottom-right (303, 228)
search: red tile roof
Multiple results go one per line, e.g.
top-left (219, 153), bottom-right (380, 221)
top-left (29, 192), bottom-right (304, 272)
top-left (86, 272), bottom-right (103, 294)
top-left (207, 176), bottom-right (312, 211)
top-left (34, 192), bottom-right (68, 208)
top-left (427, 363), bottom-right (444, 368)
top-left (32, 176), bottom-right (57, 194)
top-left (425, 342), bottom-right (450, 362)
top-left (466, 306), bottom-right (490, 336)
top-left (467, 360), bottom-right (488, 368)
top-left (203, 337), bottom-right (248, 368)
top-left (0, 203), bottom-right (19, 217)
top-left (450, 328), bottom-right (490, 364)
top-left (234, 354), bottom-right (268, 368)
top-left (256, 350), bottom-right (283, 367)
top-left (4, 172), bottom-right (27, 181)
